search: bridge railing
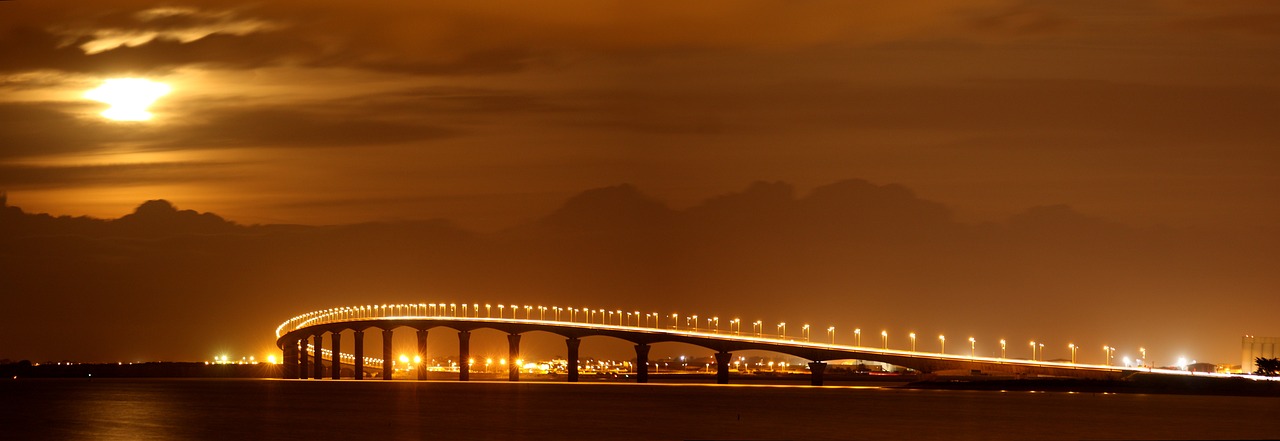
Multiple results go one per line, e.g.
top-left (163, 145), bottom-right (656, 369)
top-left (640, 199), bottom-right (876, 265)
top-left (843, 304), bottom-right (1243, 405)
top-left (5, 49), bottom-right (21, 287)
top-left (276, 303), bottom-right (1277, 381)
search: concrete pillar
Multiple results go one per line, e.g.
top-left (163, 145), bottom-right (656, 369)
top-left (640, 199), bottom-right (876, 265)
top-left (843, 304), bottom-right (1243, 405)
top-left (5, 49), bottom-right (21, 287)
top-left (293, 340), bottom-right (304, 378)
top-left (635, 344), bottom-right (650, 383)
top-left (507, 333), bottom-right (522, 382)
top-left (330, 331), bottom-right (341, 379)
top-left (714, 351), bottom-right (732, 384)
top-left (458, 330), bottom-right (471, 381)
top-left (353, 330), bottom-right (365, 380)
top-left (809, 361), bottom-right (827, 386)
top-left (282, 340), bottom-right (299, 379)
top-left (382, 329), bottom-right (394, 380)
top-left (312, 334), bottom-right (324, 379)
top-left (299, 338), bottom-right (310, 379)
top-left (566, 338), bottom-right (581, 382)
top-left (416, 329), bottom-right (429, 381)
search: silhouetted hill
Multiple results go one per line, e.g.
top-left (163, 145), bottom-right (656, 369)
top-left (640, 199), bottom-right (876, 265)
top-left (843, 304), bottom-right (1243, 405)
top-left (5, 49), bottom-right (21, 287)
top-left (1, 179), bottom-right (1277, 364)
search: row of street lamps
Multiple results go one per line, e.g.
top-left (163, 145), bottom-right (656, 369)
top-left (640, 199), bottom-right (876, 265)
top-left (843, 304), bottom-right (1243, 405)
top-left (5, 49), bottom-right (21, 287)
top-left (282, 303), bottom-right (1150, 366)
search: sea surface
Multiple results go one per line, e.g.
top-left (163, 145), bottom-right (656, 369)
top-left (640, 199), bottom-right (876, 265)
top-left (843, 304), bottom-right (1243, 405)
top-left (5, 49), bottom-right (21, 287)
top-left (2, 378), bottom-right (1277, 440)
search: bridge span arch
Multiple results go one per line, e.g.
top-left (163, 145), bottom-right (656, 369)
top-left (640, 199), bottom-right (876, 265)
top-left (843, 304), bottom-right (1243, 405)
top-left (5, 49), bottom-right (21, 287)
top-left (276, 304), bottom-right (1146, 385)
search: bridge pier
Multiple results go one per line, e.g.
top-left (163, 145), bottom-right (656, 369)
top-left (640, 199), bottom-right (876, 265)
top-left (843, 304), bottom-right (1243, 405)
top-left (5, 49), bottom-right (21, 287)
top-left (808, 361), bottom-right (827, 386)
top-left (566, 338), bottom-right (581, 382)
top-left (635, 344), bottom-right (650, 383)
top-left (283, 340), bottom-right (299, 379)
top-left (354, 330), bottom-right (365, 380)
top-left (416, 329), bottom-right (429, 381)
top-left (458, 330), bottom-right (471, 381)
top-left (382, 329), bottom-right (393, 380)
top-left (312, 334), bottom-right (324, 379)
top-left (507, 333), bottom-right (521, 382)
top-left (299, 338), bottom-right (309, 379)
top-left (714, 351), bottom-right (732, 384)
top-left (330, 332), bottom-right (341, 379)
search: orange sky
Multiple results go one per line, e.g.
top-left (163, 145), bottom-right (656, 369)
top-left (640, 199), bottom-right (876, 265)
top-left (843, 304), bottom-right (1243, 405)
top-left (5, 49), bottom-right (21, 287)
top-left (1, 1), bottom-right (1278, 365)
top-left (1, 0), bottom-right (1277, 230)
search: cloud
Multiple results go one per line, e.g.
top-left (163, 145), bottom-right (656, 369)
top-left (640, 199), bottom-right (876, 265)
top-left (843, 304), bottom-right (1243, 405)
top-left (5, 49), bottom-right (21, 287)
top-left (0, 162), bottom-right (233, 190)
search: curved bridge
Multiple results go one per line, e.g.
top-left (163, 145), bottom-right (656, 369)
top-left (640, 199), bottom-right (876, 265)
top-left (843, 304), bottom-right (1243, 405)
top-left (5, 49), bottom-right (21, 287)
top-left (272, 303), bottom-right (1194, 385)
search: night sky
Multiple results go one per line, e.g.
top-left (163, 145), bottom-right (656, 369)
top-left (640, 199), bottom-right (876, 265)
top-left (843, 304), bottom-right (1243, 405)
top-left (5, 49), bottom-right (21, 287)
top-left (1, 1), bottom-right (1277, 366)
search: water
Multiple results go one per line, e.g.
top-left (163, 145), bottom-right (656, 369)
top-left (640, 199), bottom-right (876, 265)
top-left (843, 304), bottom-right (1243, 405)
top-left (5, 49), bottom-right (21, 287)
top-left (2, 378), bottom-right (1277, 440)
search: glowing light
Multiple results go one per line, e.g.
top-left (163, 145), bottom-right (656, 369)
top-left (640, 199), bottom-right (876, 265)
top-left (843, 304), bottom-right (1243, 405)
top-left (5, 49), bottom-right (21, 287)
top-left (84, 78), bottom-right (171, 121)
top-left (399, 354), bottom-right (409, 363)
top-left (267, 355), bottom-right (277, 364)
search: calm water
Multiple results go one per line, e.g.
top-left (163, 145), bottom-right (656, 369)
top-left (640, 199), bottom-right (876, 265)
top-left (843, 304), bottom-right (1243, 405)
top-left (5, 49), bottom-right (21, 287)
top-left (2, 378), bottom-right (1277, 440)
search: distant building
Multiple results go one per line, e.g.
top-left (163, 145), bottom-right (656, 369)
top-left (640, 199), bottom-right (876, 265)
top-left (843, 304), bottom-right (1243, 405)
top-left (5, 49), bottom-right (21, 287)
top-left (1242, 335), bottom-right (1280, 374)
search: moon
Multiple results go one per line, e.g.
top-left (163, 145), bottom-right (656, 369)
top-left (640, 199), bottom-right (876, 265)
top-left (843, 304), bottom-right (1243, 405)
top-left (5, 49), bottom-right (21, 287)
top-left (84, 78), bottom-right (172, 121)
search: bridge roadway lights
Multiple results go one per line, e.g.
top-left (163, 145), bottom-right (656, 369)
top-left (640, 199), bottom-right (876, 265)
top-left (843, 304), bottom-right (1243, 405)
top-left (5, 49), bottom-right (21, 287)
top-left (635, 344), bottom-right (650, 383)
top-left (714, 352), bottom-right (732, 384)
top-left (458, 330), bottom-right (471, 381)
top-left (808, 362), bottom-right (827, 386)
top-left (331, 332), bottom-right (341, 380)
top-left (312, 334), bottom-right (323, 379)
top-left (382, 329), bottom-right (393, 380)
top-left (507, 334), bottom-right (521, 382)
top-left (416, 329), bottom-right (429, 381)
top-left (566, 338), bottom-right (581, 382)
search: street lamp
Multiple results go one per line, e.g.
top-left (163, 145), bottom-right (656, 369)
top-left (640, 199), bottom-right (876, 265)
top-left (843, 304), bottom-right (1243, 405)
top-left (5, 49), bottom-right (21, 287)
top-left (1068, 343), bottom-right (1077, 364)
top-left (777, 322), bottom-right (786, 338)
top-left (1103, 346), bottom-right (1115, 366)
top-left (828, 326), bottom-right (836, 344)
top-left (691, 315), bottom-right (699, 332)
top-left (881, 330), bottom-right (888, 349)
top-left (754, 320), bottom-right (763, 337)
top-left (1140, 347), bottom-right (1147, 368)
top-left (969, 337), bottom-right (976, 357)
top-left (939, 335), bottom-right (945, 353)
top-left (1030, 341), bottom-right (1037, 361)
top-left (854, 329), bottom-right (861, 346)
top-left (671, 313), bottom-right (678, 329)
top-left (485, 304), bottom-right (491, 318)
top-left (732, 319), bottom-right (742, 335)
top-left (803, 324), bottom-right (811, 341)
top-left (909, 333), bottom-right (917, 352)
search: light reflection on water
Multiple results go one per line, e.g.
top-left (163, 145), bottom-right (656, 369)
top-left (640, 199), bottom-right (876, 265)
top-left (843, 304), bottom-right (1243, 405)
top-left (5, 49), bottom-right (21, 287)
top-left (2, 378), bottom-right (1278, 440)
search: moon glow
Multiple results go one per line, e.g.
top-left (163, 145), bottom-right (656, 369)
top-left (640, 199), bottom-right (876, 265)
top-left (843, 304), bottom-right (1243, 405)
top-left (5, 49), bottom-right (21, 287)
top-left (84, 78), bottom-right (172, 121)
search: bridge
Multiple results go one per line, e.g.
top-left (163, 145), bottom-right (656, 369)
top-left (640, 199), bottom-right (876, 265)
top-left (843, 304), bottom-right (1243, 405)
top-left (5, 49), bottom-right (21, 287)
top-left (274, 303), bottom-right (1212, 385)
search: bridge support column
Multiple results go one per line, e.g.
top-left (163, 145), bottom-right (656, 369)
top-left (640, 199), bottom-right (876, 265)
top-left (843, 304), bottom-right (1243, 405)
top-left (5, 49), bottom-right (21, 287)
top-left (382, 329), bottom-right (394, 380)
top-left (312, 334), bottom-right (323, 379)
top-left (299, 338), bottom-right (309, 379)
top-left (330, 332), bottom-right (341, 379)
top-left (714, 351), bottom-right (732, 384)
top-left (566, 338), bottom-right (581, 382)
top-left (458, 330), bottom-right (471, 381)
top-left (353, 330), bottom-right (365, 380)
top-left (809, 361), bottom-right (827, 386)
top-left (507, 333), bottom-right (521, 382)
top-left (634, 344), bottom-right (650, 383)
top-left (416, 329), bottom-right (429, 381)
top-left (282, 340), bottom-right (299, 379)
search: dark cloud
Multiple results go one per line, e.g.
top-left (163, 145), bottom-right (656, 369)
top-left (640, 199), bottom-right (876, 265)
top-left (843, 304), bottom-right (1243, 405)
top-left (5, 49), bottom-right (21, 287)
top-left (0, 162), bottom-right (234, 189)
top-left (155, 106), bottom-right (456, 149)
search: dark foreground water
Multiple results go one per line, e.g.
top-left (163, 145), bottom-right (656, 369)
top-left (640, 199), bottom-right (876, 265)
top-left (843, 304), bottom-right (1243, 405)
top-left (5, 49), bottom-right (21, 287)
top-left (2, 379), bottom-right (1277, 440)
